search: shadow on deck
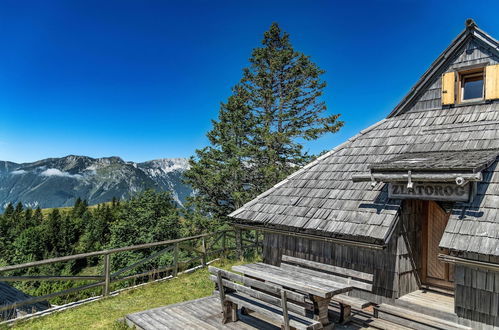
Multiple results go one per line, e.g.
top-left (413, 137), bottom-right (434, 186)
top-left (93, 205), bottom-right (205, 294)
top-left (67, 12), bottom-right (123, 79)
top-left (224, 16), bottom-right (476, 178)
top-left (124, 295), bottom-right (376, 330)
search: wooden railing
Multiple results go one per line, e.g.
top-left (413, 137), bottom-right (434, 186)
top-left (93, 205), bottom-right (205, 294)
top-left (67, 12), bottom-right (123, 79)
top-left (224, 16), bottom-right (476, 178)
top-left (0, 227), bottom-right (262, 317)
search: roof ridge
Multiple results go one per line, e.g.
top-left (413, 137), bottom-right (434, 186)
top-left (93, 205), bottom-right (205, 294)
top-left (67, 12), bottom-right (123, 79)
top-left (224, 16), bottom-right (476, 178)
top-left (229, 118), bottom-right (388, 218)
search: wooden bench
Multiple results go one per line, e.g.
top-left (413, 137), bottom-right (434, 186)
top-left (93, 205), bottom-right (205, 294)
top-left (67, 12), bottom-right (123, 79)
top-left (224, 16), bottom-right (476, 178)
top-left (281, 255), bottom-right (374, 324)
top-left (208, 266), bottom-right (322, 330)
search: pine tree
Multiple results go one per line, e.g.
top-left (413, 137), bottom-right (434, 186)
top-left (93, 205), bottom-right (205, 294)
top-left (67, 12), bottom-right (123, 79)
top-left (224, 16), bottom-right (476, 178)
top-left (14, 202), bottom-right (23, 215)
top-left (184, 85), bottom-right (257, 219)
top-left (73, 197), bottom-right (83, 209)
top-left (185, 23), bottom-right (343, 221)
top-left (108, 190), bottom-right (180, 271)
top-left (70, 198), bottom-right (89, 239)
top-left (0, 213), bottom-right (8, 261)
top-left (9, 202), bottom-right (25, 237)
top-left (33, 207), bottom-right (44, 225)
top-left (44, 209), bottom-right (62, 254)
top-left (241, 23), bottom-right (343, 187)
top-left (23, 208), bottom-right (33, 229)
top-left (3, 203), bottom-right (14, 218)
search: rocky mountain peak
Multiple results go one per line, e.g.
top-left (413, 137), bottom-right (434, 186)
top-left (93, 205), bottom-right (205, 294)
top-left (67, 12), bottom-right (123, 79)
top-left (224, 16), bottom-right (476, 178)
top-left (0, 155), bottom-right (192, 210)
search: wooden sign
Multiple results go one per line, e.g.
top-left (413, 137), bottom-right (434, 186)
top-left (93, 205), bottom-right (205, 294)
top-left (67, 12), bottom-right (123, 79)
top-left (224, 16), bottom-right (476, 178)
top-left (388, 182), bottom-right (471, 202)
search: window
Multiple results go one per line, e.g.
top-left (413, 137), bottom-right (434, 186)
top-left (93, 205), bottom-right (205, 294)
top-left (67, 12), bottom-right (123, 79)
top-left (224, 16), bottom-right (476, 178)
top-left (460, 70), bottom-right (484, 102)
top-left (442, 65), bottom-right (499, 105)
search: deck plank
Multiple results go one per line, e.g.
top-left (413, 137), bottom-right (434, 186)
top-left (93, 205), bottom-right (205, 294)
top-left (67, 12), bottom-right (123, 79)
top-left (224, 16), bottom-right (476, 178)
top-left (125, 296), bottom-right (276, 330)
top-left (398, 290), bottom-right (455, 314)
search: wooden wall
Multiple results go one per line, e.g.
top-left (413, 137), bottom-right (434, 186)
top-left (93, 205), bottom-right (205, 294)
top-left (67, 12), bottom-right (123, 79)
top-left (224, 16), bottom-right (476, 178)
top-left (262, 231), bottom-right (400, 304)
top-left (455, 265), bottom-right (499, 329)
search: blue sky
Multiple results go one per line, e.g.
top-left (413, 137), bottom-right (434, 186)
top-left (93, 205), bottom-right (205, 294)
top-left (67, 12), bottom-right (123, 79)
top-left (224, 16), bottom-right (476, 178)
top-left (1, 0), bottom-right (499, 163)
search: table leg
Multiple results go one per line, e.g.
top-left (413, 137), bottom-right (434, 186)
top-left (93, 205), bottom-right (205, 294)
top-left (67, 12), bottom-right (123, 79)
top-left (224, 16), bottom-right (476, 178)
top-left (339, 303), bottom-right (351, 324)
top-left (311, 295), bottom-right (334, 329)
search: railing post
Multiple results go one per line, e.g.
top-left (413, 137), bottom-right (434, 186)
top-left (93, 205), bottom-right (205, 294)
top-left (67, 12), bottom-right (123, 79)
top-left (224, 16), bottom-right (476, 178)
top-left (172, 243), bottom-right (179, 277)
top-left (221, 231), bottom-right (226, 259)
top-left (103, 253), bottom-right (110, 296)
top-left (235, 228), bottom-right (243, 260)
top-left (255, 229), bottom-right (259, 257)
top-left (201, 236), bottom-right (207, 267)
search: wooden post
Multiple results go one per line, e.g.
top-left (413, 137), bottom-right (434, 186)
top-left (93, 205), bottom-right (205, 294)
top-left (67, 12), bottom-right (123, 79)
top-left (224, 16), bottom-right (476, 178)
top-left (235, 229), bottom-right (243, 260)
top-left (103, 253), bottom-right (110, 296)
top-left (173, 243), bottom-right (179, 277)
top-left (222, 232), bottom-right (226, 259)
top-left (254, 230), bottom-right (259, 257)
top-left (281, 290), bottom-right (290, 330)
top-left (201, 236), bottom-right (207, 267)
top-left (217, 270), bottom-right (231, 324)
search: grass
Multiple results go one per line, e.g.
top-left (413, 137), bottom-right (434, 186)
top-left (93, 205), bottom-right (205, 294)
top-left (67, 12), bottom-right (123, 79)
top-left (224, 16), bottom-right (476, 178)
top-left (10, 258), bottom-right (254, 330)
top-left (40, 202), bottom-right (108, 216)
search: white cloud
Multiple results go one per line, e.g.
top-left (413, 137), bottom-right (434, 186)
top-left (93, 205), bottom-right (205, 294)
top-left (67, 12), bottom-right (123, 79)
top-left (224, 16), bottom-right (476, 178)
top-left (40, 168), bottom-right (82, 179)
top-left (10, 169), bottom-right (27, 175)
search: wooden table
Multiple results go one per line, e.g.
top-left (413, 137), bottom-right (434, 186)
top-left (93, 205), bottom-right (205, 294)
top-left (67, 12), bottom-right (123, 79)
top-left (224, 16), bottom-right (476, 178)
top-left (232, 262), bottom-right (353, 329)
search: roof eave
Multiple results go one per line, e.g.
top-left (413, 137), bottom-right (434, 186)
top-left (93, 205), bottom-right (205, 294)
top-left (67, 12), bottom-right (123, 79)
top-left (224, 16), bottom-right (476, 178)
top-left (231, 222), bottom-right (388, 249)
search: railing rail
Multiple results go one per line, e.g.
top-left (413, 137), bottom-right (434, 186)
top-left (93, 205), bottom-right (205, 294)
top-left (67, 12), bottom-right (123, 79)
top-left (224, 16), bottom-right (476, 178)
top-left (0, 227), bottom-right (262, 317)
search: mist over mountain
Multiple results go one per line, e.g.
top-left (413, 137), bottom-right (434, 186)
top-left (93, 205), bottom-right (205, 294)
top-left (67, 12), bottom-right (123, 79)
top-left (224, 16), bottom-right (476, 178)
top-left (0, 155), bottom-right (192, 210)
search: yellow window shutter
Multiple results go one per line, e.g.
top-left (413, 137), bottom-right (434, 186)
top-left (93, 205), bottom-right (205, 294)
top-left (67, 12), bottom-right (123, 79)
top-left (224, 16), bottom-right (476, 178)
top-left (441, 72), bottom-right (455, 105)
top-left (485, 64), bottom-right (499, 100)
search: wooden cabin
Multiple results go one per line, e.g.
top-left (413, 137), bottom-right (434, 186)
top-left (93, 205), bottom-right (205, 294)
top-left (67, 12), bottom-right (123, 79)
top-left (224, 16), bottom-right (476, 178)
top-left (229, 19), bottom-right (499, 329)
top-left (0, 282), bottom-right (49, 320)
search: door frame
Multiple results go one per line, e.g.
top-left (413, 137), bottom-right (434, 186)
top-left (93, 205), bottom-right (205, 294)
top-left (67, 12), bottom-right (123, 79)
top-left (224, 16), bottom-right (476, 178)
top-left (420, 201), bottom-right (454, 289)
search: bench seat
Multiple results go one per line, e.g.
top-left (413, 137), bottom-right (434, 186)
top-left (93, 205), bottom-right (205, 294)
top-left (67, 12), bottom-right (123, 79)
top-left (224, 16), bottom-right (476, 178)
top-left (332, 294), bottom-right (372, 310)
top-left (209, 266), bottom-right (314, 329)
top-left (217, 291), bottom-right (322, 330)
top-left (332, 294), bottom-right (373, 323)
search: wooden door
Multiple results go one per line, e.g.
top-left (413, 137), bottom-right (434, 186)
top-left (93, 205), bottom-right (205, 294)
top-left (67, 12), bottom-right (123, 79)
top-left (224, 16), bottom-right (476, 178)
top-left (422, 201), bottom-right (454, 289)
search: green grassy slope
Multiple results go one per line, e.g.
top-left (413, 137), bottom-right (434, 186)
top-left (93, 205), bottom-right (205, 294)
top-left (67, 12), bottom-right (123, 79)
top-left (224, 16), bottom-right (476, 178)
top-left (40, 202), bottom-right (109, 216)
top-left (10, 258), bottom-right (250, 330)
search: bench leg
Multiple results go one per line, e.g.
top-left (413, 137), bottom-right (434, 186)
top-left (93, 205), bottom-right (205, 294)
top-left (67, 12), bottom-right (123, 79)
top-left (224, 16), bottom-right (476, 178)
top-left (221, 301), bottom-right (232, 324)
top-left (280, 325), bottom-right (297, 330)
top-left (230, 303), bottom-right (238, 322)
top-left (339, 303), bottom-right (352, 324)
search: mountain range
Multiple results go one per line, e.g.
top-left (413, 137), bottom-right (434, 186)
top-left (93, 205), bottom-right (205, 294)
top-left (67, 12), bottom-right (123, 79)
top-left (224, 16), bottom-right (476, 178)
top-left (0, 155), bottom-right (193, 210)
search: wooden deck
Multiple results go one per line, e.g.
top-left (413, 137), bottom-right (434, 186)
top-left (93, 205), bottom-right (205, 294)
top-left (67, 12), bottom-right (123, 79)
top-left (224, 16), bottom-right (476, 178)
top-left (125, 296), bottom-right (276, 330)
top-left (374, 289), bottom-right (470, 330)
top-left (125, 291), bottom-right (467, 330)
top-left (125, 295), bottom-right (383, 330)
top-left (398, 289), bottom-right (454, 315)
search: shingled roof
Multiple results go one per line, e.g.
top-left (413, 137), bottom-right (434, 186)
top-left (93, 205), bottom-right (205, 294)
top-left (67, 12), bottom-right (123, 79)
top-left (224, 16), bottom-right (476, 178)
top-left (229, 20), bottom-right (499, 257)
top-left (0, 282), bottom-right (50, 320)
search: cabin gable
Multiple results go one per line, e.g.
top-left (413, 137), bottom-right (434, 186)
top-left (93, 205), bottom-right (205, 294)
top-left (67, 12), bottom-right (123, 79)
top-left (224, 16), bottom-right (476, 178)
top-left (410, 39), bottom-right (499, 112)
top-left (390, 20), bottom-right (499, 117)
